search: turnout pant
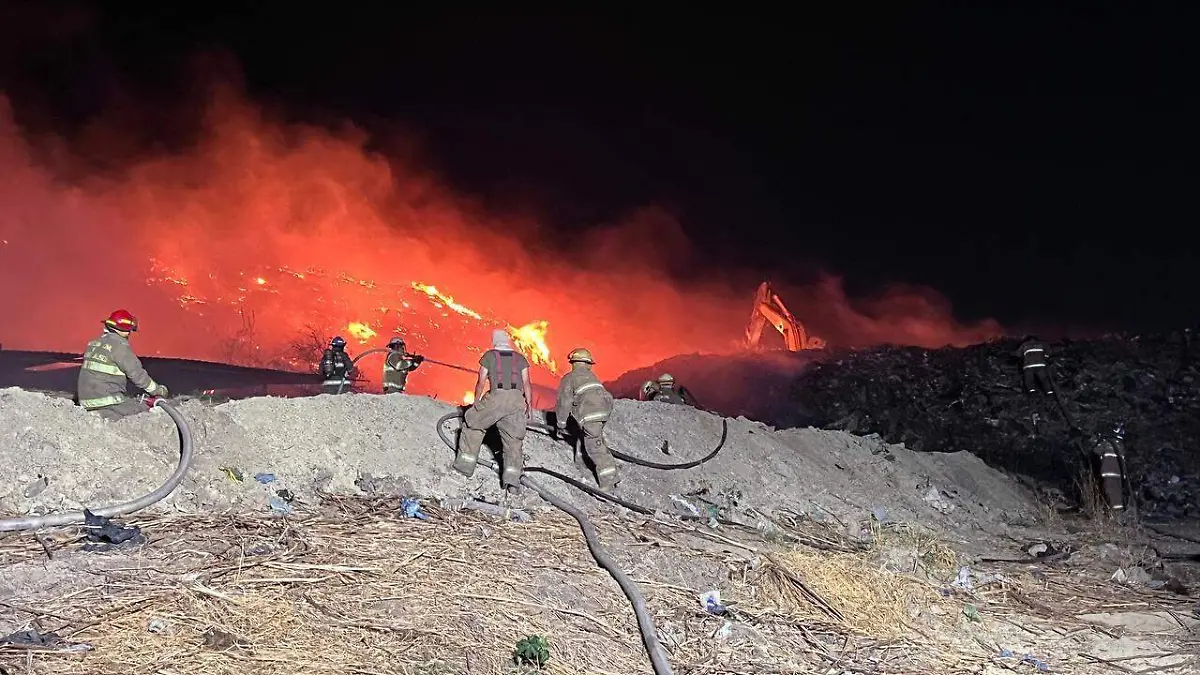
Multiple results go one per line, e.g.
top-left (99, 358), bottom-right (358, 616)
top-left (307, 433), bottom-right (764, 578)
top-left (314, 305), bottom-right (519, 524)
top-left (91, 398), bottom-right (149, 421)
top-left (578, 420), bottom-right (619, 489)
top-left (1096, 450), bottom-right (1126, 512)
top-left (1023, 365), bottom-right (1053, 394)
top-left (454, 389), bottom-right (527, 487)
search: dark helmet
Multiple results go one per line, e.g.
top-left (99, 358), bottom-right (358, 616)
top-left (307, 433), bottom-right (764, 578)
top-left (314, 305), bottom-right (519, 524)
top-left (388, 337), bottom-right (406, 350)
top-left (330, 336), bottom-right (347, 349)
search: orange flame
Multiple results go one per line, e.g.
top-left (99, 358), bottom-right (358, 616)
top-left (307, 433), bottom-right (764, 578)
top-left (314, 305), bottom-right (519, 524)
top-left (346, 322), bottom-right (377, 343)
top-left (508, 320), bottom-right (556, 373)
top-left (462, 391), bottom-right (475, 405)
top-left (411, 282), bottom-right (483, 320)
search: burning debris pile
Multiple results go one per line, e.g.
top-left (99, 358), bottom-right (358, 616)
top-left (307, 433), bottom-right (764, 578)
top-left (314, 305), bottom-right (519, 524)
top-left (790, 332), bottom-right (1200, 519)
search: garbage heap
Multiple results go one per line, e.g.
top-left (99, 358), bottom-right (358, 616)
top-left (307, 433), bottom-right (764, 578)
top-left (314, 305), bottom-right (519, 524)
top-left (790, 331), bottom-right (1200, 519)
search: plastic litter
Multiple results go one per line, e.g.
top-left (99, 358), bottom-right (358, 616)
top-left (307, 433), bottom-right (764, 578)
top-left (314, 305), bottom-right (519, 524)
top-left (254, 473), bottom-right (276, 484)
top-left (401, 497), bottom-right (429, 520)
top-left (952, 566), bottom-right (973, 591)
top-left (669, 494), bottom-right (701, 518)
top-left (1021, 654), bottom-right (1050, 671)
top-left (268, 496), bottom-right (292, 514)
top-left (699, 590), bottom-right (727, 615)
top-left (81, 509), bottom-right (145, 552)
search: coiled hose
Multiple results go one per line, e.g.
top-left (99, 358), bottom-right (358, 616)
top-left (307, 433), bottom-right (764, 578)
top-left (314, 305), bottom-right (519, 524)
top-left (0, 399), bottom-right (194, 532)
top-left (435, 411), bottom-right (676, 675)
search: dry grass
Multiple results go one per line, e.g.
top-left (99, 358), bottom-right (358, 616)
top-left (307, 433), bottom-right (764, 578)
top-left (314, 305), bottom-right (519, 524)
top-left (0, 495), bottom-right (1193, 675)
top-left (0, 497), bottom-right (986, 675)
top-left (760, 550), bottom-right (943, 638)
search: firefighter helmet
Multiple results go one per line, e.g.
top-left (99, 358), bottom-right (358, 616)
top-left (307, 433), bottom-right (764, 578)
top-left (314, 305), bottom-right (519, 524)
top-left (567, 347), bottom-right (594, 364)
top-left (640, 380), bottom-right (657, 398)
top-left (656, 373), bottom-right (675, 386)
top-left (103, 309), bottom-right (139, 333)
top-left (330, 336), bottom-right (347, 349)
top-left (388, 337), bottom-right (406, 350)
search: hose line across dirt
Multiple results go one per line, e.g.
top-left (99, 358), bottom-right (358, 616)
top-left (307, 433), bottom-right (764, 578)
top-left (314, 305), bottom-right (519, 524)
top-left (525, 419), bottom-right (729, 470)
top-left (435, 410), bottom-right (678, 675)
top-left (0, 399), bottom-right (195, 533)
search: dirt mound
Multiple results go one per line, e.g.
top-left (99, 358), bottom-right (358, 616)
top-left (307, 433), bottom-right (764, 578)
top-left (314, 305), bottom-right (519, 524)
top-left (2, 386), bottom-right (1199, 674)
top-left (0, 386), bottom-right (1039, 552)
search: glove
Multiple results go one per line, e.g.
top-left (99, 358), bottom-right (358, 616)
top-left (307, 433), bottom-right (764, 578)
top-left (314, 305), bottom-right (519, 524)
top-left (154, 385), bottom-right (169, 398)
top-left (413, 354), bottom-right (426, 364)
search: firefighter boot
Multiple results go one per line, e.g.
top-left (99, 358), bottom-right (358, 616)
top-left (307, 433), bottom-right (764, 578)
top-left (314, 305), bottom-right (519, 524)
top-left (454, 425), bottom-right (485, 478)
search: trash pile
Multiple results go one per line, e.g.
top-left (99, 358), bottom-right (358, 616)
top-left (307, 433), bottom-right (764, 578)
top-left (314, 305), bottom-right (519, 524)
top-left (790, 331), bottom-right (1200, 518)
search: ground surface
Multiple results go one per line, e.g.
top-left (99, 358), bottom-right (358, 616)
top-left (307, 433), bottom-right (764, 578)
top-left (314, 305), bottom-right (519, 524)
top-left (0, 388), bottom-right (1196, 673)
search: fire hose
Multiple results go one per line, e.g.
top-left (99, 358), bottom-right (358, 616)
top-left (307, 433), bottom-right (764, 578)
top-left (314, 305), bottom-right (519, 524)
top-left (434, 411), bottom-right (676, 675)
top-left (336, 348), bottom-right (477, 394)
top-left (0, 399), bottom-right (194, 532)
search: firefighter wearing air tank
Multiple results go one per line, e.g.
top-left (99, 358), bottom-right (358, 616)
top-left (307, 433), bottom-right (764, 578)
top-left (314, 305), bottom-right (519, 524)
top-left (1093, 425), bottom-right (1128, 513)
top-left (320, 336), bottom-right (355, 394)
top-left (1015, 336), bottom-right (1053, 395)
top-left (453, 329), bottom-right (533, 492)
top-left (555, 348), bottom-right (619, 490)
top-left (650, 373), bottom-right (689, 405)
top-left (77, 309), bottom-right (169, 421)
top-left (382, 337), bottom-right (424, 394)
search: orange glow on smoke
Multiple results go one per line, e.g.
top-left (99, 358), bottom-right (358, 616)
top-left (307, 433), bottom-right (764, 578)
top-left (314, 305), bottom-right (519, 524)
top-left (0, 83), bottom-right (1004, 404)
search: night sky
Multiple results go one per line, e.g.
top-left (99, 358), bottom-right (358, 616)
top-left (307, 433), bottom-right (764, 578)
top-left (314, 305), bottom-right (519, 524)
top-left (3, 3), bottom-right (1198, 334)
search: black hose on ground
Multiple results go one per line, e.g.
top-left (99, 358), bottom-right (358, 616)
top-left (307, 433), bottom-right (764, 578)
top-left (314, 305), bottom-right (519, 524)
top-left (434, 410), bottom-right (675, 675)
top-left (525, 419), bottom-right (729, 470)
top-left (0, 400), bottom-right (194, 532)
top-left (520, 474), bottom-right (676, 675)
top-left (434, 413), bottom-right (655, 514)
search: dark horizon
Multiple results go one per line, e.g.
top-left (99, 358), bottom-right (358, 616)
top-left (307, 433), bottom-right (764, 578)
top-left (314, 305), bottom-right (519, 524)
top-left (2, 3), bottom-right (1199, 337)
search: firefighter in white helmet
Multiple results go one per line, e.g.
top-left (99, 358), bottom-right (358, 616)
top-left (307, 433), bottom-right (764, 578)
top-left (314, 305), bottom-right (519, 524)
top-left (555, 347), bottom-right (619, 490)
top-left (77, 309), bottom-right (169, 420)
top-left (454, 329), bottom-right (533, 493)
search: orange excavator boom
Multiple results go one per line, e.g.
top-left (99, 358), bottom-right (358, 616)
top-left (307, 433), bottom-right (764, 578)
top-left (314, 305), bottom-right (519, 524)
top-left (744, 282), bottom-right (825, 351)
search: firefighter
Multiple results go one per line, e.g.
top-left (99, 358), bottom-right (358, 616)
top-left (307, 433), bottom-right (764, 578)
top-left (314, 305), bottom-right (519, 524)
top-left (382, 337), bottom-right (424, 394)
top-left (319, 336), bottom-right (355, 394)
top-left (1015, 336), bottom-right (1054, 395)
top-left (639, 380), bottom-right (659, 401)
top-left (555, 348), bottom-right (619, 490)
top-left (453, 329), bottom-right (533, 493)
top-left (649, 373), bottom-right (689, 405)
top-left (1093, 424), bottom-right (1128, 514)
top-left (77, 309), bottom-right (169, 421)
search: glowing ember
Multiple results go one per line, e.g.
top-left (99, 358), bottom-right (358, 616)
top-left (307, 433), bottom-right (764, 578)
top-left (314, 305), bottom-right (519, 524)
top-left (462, 391), bottom-right (475, 405)
top-left (508, 320), bottom-right (556, 373)
top-left (411, 282), bottom-right (483, 319)
top-left (255, 277), bottom-right (267, 285)
top-left (347, 322), bottom-right (377, 343)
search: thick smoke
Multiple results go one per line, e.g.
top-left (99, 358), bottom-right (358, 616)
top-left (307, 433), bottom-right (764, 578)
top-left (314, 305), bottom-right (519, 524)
top-left (0, 81), bottom-right (1002, 400)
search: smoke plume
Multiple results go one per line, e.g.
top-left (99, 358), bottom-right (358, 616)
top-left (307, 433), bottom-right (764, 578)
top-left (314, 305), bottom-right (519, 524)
top-left (0, 78), bottom-right (1003, 401)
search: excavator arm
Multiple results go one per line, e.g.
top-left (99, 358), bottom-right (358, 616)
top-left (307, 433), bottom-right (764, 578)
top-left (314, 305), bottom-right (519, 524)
top-left (744, 282), bottom-right (825, 351)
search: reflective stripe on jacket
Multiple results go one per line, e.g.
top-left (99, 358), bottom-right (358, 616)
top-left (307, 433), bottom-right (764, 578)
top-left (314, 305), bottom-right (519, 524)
top-left (556, 366), bottom-right (613, 425)
top-left (77, 331), bottom-right (159, 409)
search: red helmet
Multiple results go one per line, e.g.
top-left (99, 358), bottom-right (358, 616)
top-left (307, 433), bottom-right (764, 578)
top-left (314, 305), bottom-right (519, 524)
top-left (103, 309), bottom-right (139, 332)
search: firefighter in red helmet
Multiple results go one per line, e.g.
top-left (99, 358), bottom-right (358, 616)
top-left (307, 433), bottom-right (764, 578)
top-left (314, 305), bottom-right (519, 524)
top-left (76, 309), bottom-right (169, 420)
